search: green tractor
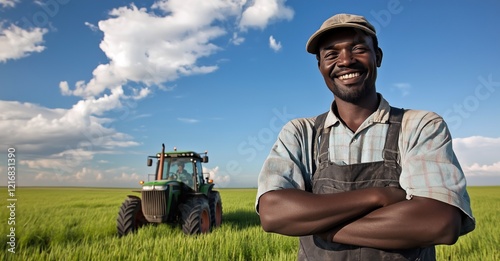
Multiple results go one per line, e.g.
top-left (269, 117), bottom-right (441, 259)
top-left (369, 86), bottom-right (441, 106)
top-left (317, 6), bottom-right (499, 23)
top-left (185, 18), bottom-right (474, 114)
top-left (117, 144), bottom-right (223, 236)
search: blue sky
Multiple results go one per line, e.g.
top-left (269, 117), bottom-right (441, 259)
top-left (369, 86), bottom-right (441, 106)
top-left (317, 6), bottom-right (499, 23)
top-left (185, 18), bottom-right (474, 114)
top-left (1, 0), bottom-right (499, 188)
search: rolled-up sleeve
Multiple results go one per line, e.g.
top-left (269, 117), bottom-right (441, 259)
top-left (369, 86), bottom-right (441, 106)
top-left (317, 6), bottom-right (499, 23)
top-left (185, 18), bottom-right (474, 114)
top-left (255, 118), bottom-right (315, 213)
top-left (399, 110), bottom-right (475, 235)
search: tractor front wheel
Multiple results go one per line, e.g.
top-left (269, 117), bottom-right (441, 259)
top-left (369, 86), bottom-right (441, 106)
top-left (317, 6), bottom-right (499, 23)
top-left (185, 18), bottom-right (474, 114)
top-left (179, 197), bottom-right (211, 235)
top-left (117, 196), bottom-right (147, 237)
top-left (209, 191), bottom-right (223, 228)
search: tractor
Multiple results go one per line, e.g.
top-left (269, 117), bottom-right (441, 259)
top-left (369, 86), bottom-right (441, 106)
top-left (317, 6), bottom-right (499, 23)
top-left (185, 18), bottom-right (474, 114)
top-left (117, 144), bottom-right (223, 236)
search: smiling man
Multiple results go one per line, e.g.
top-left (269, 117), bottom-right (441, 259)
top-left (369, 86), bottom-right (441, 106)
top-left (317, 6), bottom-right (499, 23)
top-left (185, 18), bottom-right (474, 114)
top-left (255, 13), bottom-right (475, 260)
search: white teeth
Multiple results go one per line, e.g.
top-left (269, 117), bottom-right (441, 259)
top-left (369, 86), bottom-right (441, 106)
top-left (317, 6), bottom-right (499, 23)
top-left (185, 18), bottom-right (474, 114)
top-left (338, 72), bottom-right (360, 80)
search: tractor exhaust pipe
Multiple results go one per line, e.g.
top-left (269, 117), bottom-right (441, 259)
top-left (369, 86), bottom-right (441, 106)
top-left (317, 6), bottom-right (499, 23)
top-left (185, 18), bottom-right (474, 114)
top-left (157, 143), bottom-right (165, 180)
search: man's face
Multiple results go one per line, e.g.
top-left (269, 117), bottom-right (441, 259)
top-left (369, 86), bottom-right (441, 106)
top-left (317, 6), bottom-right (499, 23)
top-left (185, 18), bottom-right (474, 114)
top-left (317, 28), bottom-right (382, 103)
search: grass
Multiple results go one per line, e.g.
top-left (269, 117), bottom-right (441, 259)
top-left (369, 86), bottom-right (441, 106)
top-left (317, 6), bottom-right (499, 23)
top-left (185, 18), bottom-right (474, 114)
top-left (0, 186), bottom-right (498, 261)
top-left (435, 186), bottom-right (500, 261)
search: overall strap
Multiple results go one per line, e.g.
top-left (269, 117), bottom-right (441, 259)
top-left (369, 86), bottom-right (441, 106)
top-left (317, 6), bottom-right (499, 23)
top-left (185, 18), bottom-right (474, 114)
top-left (383, 107), bottom-right (405, 168)
top-left (312, 111), bottom-right (329, 178)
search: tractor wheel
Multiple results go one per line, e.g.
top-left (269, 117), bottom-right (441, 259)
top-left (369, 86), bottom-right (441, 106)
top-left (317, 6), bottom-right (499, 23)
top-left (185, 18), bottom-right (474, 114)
top-left (117, 197), bottom-right (147, 237)
top-left (209, 191), bottom-right (223, 228)
top-left (179, 197), bottom-right (211, 235)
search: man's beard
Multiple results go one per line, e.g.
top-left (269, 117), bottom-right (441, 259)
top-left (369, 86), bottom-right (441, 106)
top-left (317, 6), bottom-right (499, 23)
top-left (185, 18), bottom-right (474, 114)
top-left (330, 82), bottom-right (374, 103)
top-left (328, 64), bottom-right (377, 103)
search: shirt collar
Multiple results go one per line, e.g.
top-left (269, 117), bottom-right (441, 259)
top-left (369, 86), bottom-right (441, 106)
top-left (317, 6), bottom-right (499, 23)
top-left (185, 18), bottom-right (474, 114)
top-left (324, 93), bottom-right (391, 128)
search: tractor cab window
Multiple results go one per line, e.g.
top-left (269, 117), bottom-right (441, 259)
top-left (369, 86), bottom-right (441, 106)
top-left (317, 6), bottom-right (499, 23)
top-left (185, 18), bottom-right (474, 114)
top-left (195, 161), bottom-right (203, 184)
top-left (165, 159), bottom-right (194, 187)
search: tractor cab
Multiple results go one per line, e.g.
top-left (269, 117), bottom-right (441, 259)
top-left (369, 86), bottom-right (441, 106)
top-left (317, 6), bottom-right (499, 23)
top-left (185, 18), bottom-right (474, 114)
top-left (146, 145), bottom-right (209, 192)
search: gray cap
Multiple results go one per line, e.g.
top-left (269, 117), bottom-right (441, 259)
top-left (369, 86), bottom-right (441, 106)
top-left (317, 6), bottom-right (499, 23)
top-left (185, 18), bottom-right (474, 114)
top-left (306, 13), bottom-right (377, 54)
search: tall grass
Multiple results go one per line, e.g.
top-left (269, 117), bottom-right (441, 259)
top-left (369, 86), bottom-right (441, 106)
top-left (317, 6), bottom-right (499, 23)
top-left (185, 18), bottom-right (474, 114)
top-left (1, 187), bottom-right (498, 260)
top-left (435, 186), bottom-right (500, 261)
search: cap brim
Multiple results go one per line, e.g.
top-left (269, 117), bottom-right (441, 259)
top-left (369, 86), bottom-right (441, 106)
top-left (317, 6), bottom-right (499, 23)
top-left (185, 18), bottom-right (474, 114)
top-left (306, 24), bottom-right (376, 54)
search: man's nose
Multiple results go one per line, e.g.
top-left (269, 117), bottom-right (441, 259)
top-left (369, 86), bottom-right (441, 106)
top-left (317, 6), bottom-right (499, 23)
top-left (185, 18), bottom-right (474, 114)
top-left (337, 50), bottom-right (354, 67)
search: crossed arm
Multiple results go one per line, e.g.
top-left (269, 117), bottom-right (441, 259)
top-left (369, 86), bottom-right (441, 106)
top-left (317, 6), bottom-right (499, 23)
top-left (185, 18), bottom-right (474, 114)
top-left (258, 187), bottom-right (462, 249)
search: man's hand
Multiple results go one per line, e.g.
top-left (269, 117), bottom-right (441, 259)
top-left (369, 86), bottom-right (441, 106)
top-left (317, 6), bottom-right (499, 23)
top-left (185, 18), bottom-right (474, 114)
top-left (258, 187), bottom-right (407, 236)
top-left (319, 196), bottom-right (462, 249)
top-left (305, 186), bottom-right (407, 241)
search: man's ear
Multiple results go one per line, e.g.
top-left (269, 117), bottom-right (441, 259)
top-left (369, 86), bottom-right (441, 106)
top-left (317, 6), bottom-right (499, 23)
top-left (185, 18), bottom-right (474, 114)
top-left (376, 47), bottom-right (383, 67)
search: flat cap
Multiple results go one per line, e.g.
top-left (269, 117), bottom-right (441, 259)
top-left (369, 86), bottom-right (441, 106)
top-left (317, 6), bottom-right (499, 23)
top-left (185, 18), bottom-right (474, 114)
top-left (306, 13), bottom-right (376, 54)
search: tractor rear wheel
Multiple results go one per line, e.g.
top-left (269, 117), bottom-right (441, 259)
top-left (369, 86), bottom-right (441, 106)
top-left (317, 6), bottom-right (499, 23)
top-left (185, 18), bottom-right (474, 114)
top-left (179, 197), bottom-right (211, 235)
top-left (117, 197), bottom-right (147, 237)
top-left (209, 191), bottom-right (223, 228)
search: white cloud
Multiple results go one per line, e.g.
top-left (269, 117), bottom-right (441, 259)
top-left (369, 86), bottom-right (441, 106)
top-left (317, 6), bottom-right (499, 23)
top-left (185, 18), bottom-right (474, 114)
top-left (230, 32), bottom-right (245, 45)
top-left (0, 24), bottom-right (48, 62)
top-left (239, 0), bottom-right (293, 30)
top-left (0, 0), bottom-right (17, 8)
top-left (178, 117), bottom-right (199, 124)
top-left (2, 0), bottom-right (297, 187)
top-left (269, 35), bottom-right (282, 52)
top-left (131, 87), bottom-right (151, 100)
top-left (74, 167), bottom-right (103, 181)
top-left (62, 1), bottom-right (235, 98)
top-left (22, 149), bottom-right (94, 170)
top-left (31, 167), bottom-right (142, 187)
top-left (0, 90), bottom-right (140, 178)
top-left (34, 167), bottom-right (103, 183)
top-left (453, 136), bottom-right (500, 178)
top-left (464, 162), bottom-right (500, 176)
top-left (84, 22), bottom-right (99, 32)
top-left (35, 171), bottom-right (72, 182)
top-left (61, 0), bottom-right (294, 98)
top-left (393, 83), bottom-right (411, 97)
top-left (203, 166), bottom-right (231, 188)
top-left (114, 172), bottom-right (141, 182)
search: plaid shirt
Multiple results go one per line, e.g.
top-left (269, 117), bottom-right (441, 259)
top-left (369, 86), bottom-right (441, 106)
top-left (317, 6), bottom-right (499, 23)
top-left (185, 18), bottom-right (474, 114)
top-left (256, 94), bottom-right (475, 235)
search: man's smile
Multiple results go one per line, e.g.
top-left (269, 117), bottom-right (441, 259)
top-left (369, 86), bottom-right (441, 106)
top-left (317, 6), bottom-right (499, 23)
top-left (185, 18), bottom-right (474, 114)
top-left (334, 70), bottom-right (364, 85)
top-left (337, 72), bottom-right (360, 80)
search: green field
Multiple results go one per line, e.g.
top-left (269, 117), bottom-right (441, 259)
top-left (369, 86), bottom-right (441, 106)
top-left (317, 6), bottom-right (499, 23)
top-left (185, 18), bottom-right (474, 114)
top-left (1, 186), bottom-right (499, 261)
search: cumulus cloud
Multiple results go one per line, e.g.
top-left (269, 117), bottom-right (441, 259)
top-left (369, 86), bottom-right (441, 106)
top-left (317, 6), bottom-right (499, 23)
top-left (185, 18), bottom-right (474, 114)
top-left (0, 24), bottom-right (48, 62)
top-left (61, 0), bottom-right (294, 98)
top-left (464, 162), bottom-right (500, 176)
top-left (32, 167), bottom-right (143, 187)
top-left (269, 35), bottom-right (282, 52)
top-left (62, 1), bottom-right (231, 98)
top-left (34, 167), bottom-right (102, 183)
top-left (2, 0), bottom-right (295, 186)
top-left (114, 172), bottom-right (141, 182)
top-left (453, 136), bottom-right (500, 177)
top-left (239, 0), bottom-right (294, 30)
top-left (0, 90), bottom-right (140, 178)
top-left (203, 166), bottom-right (231, 188)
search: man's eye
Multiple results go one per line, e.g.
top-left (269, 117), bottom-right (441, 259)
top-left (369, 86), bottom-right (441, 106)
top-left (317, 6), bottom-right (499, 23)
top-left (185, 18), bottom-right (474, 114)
top-left (352, 46), bottom-right (367, 54)
top-left (324, 52), bottom-right (338, 60)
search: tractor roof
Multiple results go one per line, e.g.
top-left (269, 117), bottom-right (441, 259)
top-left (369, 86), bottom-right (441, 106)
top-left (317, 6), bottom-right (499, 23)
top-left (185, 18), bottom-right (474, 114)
top-left (155, 151), bottom-right (204, 158)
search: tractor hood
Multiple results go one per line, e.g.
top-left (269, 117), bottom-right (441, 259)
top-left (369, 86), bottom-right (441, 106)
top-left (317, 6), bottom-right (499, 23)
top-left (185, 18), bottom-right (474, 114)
top-left (141, 180), bottom-right (181, 191)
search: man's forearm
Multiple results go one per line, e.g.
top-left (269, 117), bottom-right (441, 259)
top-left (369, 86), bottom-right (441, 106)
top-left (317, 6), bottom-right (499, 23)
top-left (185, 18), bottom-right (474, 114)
top-left (258, 187), bottom-right (406, 236)
top-left (325, 196), bottom-right (462, 249)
